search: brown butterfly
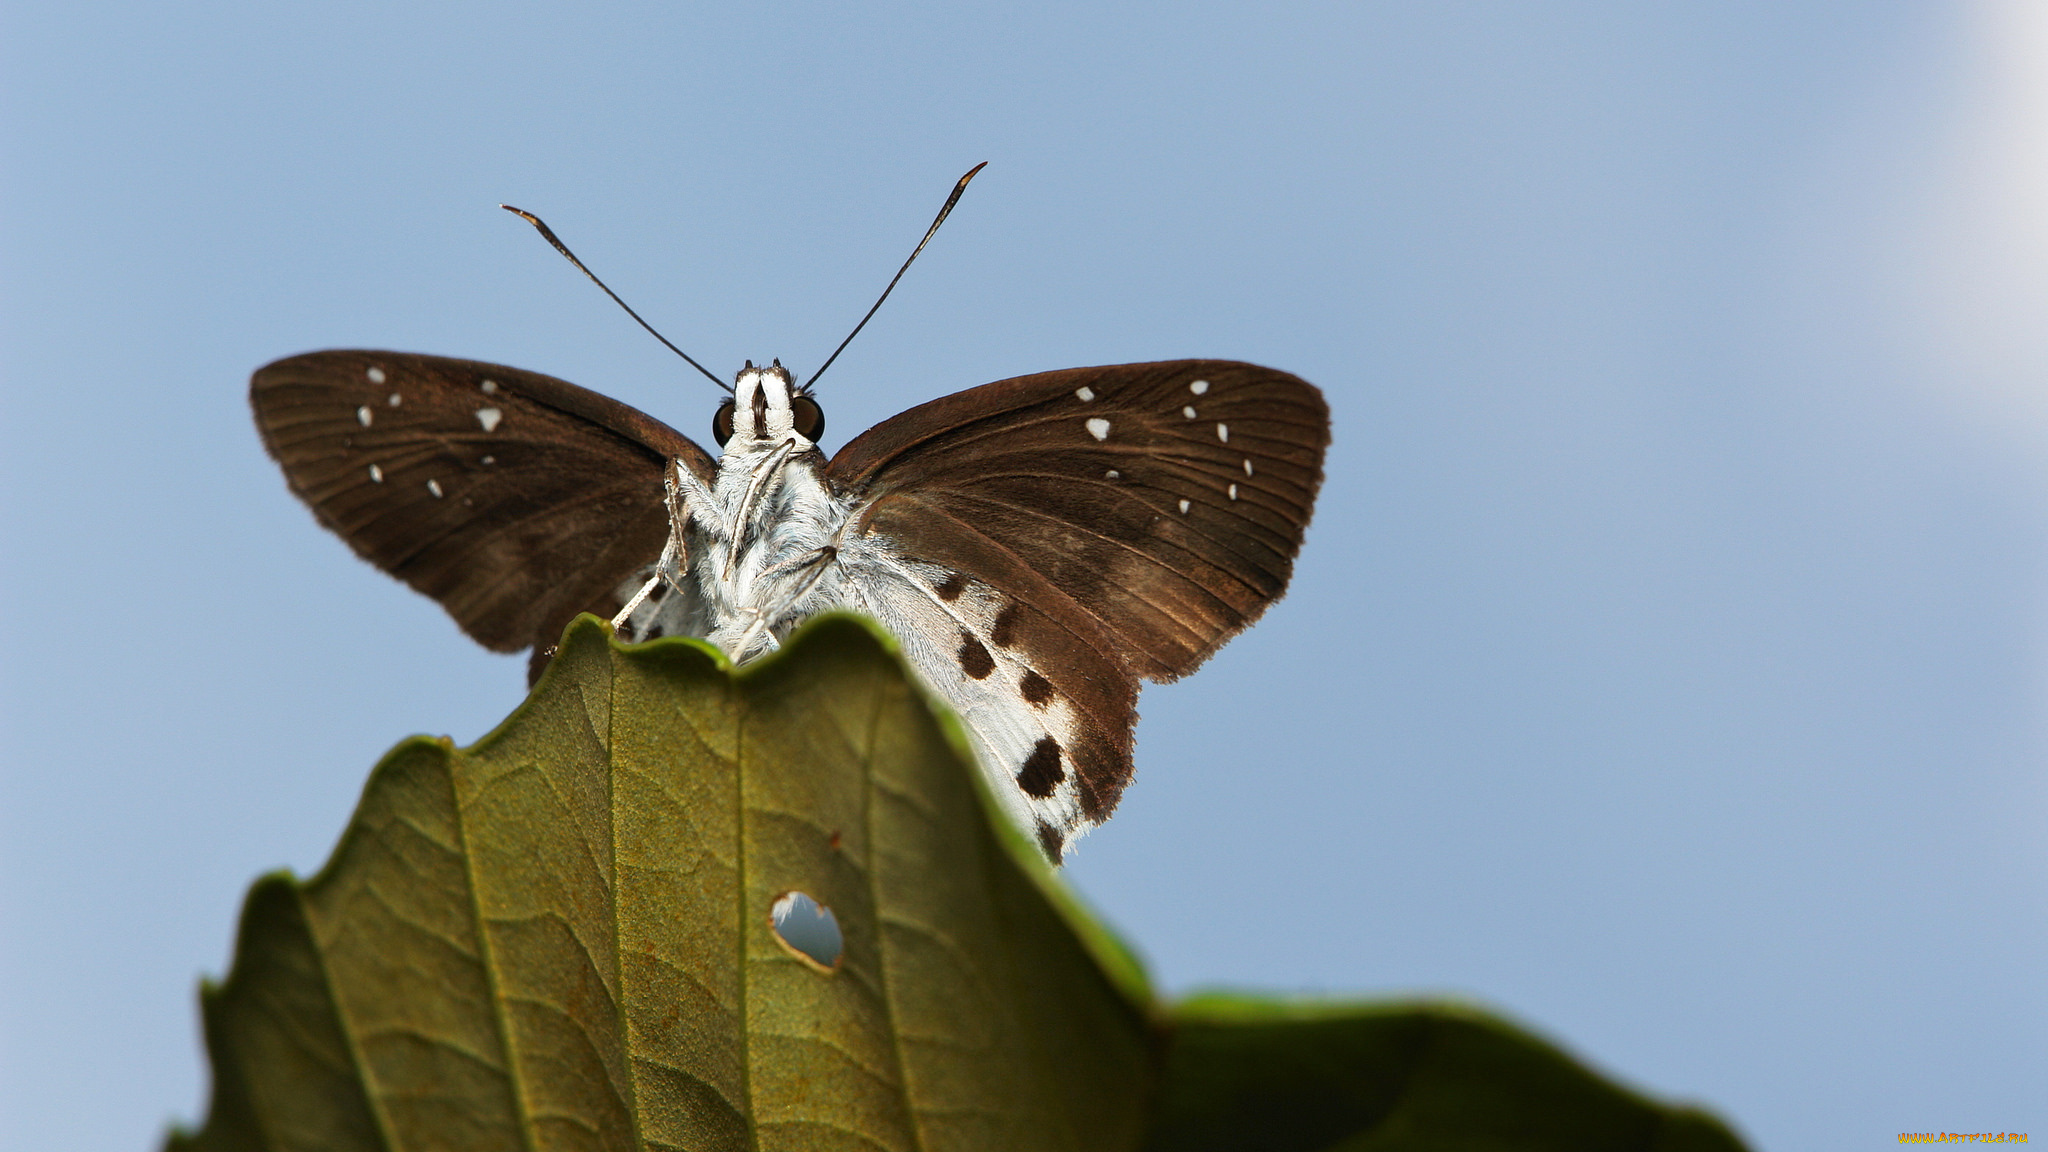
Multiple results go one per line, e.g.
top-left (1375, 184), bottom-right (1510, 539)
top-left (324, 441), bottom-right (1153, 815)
top-left (251, 172), bottom-right (1328, 859)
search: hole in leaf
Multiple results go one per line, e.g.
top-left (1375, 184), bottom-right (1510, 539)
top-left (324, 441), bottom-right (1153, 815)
top-left (770, 891), bottom-right (843, 970)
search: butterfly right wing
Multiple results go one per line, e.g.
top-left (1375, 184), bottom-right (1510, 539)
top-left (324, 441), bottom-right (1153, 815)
top-left (825, 359), bottom-right (1328, 855)
top-left (252, 350), bottom-right (716, 672)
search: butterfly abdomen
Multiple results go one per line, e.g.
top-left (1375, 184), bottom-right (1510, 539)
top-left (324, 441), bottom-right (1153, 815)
top-left (831, 554), bottom-right (1132, 858)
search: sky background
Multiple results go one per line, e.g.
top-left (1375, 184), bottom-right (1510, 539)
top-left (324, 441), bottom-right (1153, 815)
top-left (4, 2), bottom-right (2046, 1148)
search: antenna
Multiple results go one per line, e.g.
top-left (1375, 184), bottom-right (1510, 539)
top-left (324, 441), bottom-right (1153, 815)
top-left (501, 204), bottom-right (730, 392)
top-left (804, 161), bottom-right (987, 390)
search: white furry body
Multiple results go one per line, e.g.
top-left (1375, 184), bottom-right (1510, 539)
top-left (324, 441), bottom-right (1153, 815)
top-left (610, 364), bottom-right (1092, 845)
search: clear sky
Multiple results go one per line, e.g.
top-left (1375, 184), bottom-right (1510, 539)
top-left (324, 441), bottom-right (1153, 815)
top-left (5, 3), bottom-right (2045, 1148)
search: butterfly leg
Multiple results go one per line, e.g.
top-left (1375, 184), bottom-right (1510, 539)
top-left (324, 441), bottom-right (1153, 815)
top-left (611, 458), bottom-right (696, 635)
top-left (658, 458), bottom-right (695, 599)
top-left (611, 537), bottom-right (678, 635)
top-left (721, 438), bottom-right (799, 580)
top-left (726, 545), bottom-right (839, 660)
top-left (668, 457), bottom-right (726, 538)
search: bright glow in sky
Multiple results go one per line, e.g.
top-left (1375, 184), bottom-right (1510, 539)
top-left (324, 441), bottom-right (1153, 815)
top-left (1904, 1), bottom-right (2048, 427)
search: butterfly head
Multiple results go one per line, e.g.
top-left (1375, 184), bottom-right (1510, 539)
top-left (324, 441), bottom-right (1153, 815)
top-left (713, 360), bottom-right (825, 451)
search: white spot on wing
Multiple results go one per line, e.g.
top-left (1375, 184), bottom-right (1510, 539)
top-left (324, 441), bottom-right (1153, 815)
top-left (1104, 469), bottom-right (1120, 480)
top-left (1075, 386), bottom-right (1096, 401)
top-left (481, 455), bottom-right (495, 465)
top-left (426, 479), bottom-right (444, 498)
top-left (366, 366), bottom-right (386, 384)
top-left (1216, 422), bottom-right (1229, 443)
top-left (1085, 417), bottom-right (1111, 441)
top-left (1228, 483), bottom-right (1239, 500)
top-left (476, 407), bottom-right (503, 432)
top-left (367, 463), bottom-right (383, 483)
top-left (1190, 379), bottom-right (1209, 395)
top-left (480, 379), bottom-right (498, 393)
top-left (1178, 498), bottom-right (1191, 513)
top-left (356, 405), bottom-right (372, 427)
top-left (1243, 458), bottom-right (1255, 476)
top-left (387, 393), bottom-right (402, 407)
top-left (1182, 405), bottom-right (1197, 419)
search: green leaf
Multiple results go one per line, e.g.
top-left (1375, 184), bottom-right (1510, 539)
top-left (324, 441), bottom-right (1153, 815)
top-left (169, 614), bottom-right (1747, 1152)
top-left (1147, 996), bottom-right (1748, 1151)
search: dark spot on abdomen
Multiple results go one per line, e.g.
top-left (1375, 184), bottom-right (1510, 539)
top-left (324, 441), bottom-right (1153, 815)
top-left (990, 602), bottom-right (1019, 648)
top-left (958, 632), bottom-right (995, 680)
top-left (1020, 670), bottom-right (1053, 706)
top-left (1016, 736), bottom-right (1064, 798)
top-left (1035, 820), bottom-right (1065, 863)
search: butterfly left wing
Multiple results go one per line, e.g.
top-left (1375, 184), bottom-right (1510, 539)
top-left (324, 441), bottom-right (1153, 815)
top-left (252, 350), bottom-right (716, 680)
top-left (826, 359), bottom-right (1328, 853)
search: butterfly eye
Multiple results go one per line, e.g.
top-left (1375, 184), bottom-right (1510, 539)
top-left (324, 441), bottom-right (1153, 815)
top-left (712, 399), bottom-right (736, 447)
top-left (792, 394), bottom-right (825, 441)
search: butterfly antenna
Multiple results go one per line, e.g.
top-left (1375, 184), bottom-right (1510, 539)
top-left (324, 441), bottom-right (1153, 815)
top-left (501, 204), bottom-right (730, 392)
top-left (804, 161), bottom-right (987, 390)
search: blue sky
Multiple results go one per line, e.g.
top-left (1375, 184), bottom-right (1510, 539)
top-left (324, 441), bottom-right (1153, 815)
top-left (5, 3), bottom-right (2046, 1148)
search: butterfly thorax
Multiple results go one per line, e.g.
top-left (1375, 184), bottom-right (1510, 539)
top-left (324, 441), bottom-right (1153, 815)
top-left (650, 363), bottom-right (862, 663)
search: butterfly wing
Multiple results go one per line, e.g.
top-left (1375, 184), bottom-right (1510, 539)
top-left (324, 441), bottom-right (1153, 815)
top-left (827, 359), bottom-right (1329, 850)
top-left (252, 350), bottom-right (715, 676)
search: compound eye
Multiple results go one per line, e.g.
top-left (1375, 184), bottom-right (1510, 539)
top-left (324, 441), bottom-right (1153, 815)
top-left (791, 394), bottom-right (825, 441)
top-left (712, 399), bottom-right (736, 447)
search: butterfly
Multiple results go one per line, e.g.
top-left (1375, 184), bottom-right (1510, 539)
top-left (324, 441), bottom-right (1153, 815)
top-left (250, 178), bottom-right (1328, 860)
